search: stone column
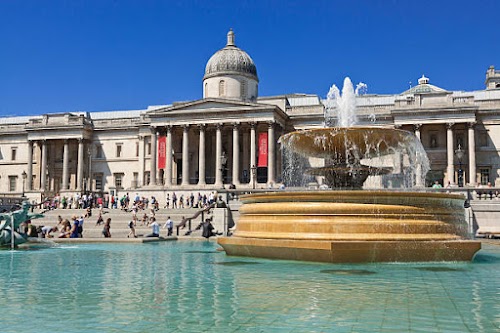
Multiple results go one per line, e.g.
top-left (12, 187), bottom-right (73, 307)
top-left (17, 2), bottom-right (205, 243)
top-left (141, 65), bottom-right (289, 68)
top-left (165, 126), bottom-right (173, 186)
top-left (468, 122), bottom-right (477, 185)
top-left (232, 123), bottom-right (240, 185)
top-left (268, 122), bottom-right (276, 186)
top-left (41, 140), bottom-right (48, 192)
top-left (182, 125), bottom-right (190, 186)
top-left (77, 139), bottom-right (84, 191)
top-left (62, 139), bottom-right (69, 190)
top-left (198, 124), bottom-right (206, 186)
top-left (138, 135), bottom-right (145, 187)
top-left (250, 123), bottom-right (256, 186)
top-left (27, 140), bottom-right (33, 191)
top-left (446, 123), bottom-right (455, 185)
top-left (215, 124), bottom-right (223, 187)
top-left (150, 128), bottom-right (157, 186)
top-left (414, 124), bottom-right (423, 187)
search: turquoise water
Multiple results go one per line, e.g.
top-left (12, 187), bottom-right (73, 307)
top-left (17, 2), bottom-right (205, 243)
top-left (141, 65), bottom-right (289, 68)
top-left (0, 241), bottom-right (499, 333)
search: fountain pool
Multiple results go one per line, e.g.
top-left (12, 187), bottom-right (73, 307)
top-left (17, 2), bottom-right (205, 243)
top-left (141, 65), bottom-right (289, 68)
top-left (1, 241), bottom-right (498, 332)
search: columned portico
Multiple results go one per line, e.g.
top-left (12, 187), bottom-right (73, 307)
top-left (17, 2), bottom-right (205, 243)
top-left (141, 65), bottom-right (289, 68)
top-left (414, 124), bottom-right (423, 187)
top-left (468, 122), bottom-right (476, 185)
top-left (215, 124), bottom-right (223, 187)
top-left (150, 129), bottom-right (157, 186)
top-left (446, 123), bottom-right (455, 185)
top-left (77, 139), bottom-right (84, 191)
top-left (250, 123), bottom-right (256, 187)
top-left (62, 139), bottom-right (69, 190)
top-left (165, 126), bottom-right (173, 186)
top-left (27, 140), bottom-right (33, 191)
top-left (232, 123), bottom-right (240, 185)
top-left (41, 140), bottom-right (48, 192)
top-left (198, 125), bottom-right (206, 186)
top-left (182, 125), bottom-right (190, 186)
top-left (268, 122), bottom-right (276, 186)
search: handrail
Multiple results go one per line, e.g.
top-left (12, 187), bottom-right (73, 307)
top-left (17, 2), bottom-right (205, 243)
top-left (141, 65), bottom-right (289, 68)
top-left (176, 203), bottom-right (216, 236)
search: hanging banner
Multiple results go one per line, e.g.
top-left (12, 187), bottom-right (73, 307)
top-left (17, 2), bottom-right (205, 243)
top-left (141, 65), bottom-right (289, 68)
top-left (157, 135), bottom-right (166, 169)
top-left (257, 132), bottom-right (268, 167)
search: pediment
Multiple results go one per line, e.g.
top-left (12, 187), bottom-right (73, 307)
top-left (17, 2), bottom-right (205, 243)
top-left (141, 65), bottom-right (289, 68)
top-left (147, 98), bottom-right (267, 115)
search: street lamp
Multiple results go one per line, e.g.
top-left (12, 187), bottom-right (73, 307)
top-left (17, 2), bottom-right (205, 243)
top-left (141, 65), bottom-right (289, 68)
top-left (21, 171), bottom-right (27, 198)
top-left (220, 151), bottom-right (228, 186)
top-left (455, 144), bottom-right (465, 187)
top-left (251, 165), bottom-right (257, 189)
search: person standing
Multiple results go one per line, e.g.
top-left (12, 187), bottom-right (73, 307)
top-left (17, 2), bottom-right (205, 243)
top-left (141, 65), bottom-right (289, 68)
top-left (164, 216), bottom-right (174, 236)
top-left (102, 218), bottom-right (111, 238)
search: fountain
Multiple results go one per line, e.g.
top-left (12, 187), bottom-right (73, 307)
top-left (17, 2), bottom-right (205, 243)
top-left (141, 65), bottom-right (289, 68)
top-left (218, 78), bottom-right (481, 263)
top-left (0, 201), bottom-right (44, 248)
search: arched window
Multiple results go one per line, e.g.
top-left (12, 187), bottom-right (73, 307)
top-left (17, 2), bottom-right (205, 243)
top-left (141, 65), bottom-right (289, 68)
top-left (219, 80), bottom-right (225, 97)
top-left (204, 82), bottom-right (208, 96)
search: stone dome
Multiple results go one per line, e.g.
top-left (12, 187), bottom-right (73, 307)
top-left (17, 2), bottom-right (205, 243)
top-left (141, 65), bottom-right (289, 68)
top-left (203, 30), bottom-right (258, 82)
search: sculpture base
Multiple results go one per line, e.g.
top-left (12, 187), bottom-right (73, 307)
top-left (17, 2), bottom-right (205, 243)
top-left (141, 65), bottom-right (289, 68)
top-left (218, 237), bottom-right (481, 263)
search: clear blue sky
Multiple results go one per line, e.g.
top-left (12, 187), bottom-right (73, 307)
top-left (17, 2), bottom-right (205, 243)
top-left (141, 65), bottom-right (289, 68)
top-left (1, 0), bottom-right (499, 116)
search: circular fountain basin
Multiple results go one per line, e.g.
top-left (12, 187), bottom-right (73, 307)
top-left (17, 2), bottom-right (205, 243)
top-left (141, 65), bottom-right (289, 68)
top-left (279, 127), bottom-right (416, 159)
top-left (218, 191), bottom-right (481, 263)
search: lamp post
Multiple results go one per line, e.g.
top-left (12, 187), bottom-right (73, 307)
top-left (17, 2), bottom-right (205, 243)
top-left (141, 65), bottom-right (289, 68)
top-left (455, 144), bottom-right (465, 187)
top-left (21, 170), bottom-right (27, 198)
top-left (251, 165), bottom-right (257, 190)
top-left (220, 151), bottom-right (227, 187)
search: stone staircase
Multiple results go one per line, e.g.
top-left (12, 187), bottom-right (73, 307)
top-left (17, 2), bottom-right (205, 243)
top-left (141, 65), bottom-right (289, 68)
top-left (32, 206), bottom-right (213, 239)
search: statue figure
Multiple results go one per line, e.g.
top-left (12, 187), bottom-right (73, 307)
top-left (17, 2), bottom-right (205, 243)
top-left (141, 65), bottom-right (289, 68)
top-left (0, 201), bottom-right (44, 247)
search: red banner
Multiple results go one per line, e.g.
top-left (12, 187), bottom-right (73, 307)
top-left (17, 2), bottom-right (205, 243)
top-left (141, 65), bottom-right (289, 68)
top-left (157, 135), bottom-right (166, 169)
top-left (257, 132), bottom-right (268, 167)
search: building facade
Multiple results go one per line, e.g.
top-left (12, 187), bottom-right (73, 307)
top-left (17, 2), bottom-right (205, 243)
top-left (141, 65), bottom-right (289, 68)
top-left (1, 30), bottom-right (500, 200)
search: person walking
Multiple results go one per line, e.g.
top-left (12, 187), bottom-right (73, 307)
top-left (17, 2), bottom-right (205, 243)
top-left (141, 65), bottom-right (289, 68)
top-left (102, 218), bottom-right (111, 238)
top-left (164, 216), bottom-right (174, 236)
top-left (127, 220), bottom-right (137, 238)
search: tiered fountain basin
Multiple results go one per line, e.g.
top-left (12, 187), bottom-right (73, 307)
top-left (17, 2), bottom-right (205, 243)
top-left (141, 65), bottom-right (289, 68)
top-left (218, 191), bottom-right (481, 263)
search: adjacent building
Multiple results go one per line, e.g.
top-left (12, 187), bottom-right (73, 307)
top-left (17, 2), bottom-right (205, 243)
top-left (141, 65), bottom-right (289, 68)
top-left (1, 30), bottom-right (499, 200)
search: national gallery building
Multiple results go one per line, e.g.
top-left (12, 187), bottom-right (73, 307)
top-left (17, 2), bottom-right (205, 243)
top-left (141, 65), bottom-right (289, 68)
top-left (1, 30), bottom-right (500, 199)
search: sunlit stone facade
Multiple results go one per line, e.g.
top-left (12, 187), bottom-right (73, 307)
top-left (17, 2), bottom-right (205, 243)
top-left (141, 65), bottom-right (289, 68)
top-left (1, 30), bottom-right (499, 199)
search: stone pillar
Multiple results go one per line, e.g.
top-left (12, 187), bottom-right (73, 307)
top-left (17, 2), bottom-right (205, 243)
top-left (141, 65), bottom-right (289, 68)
top-left (41, 140), bottom-right (48, 192)
top-left (27, 140), bottom-right (33, 191)
top-left (414, 124), bottom-right (423, 187)
top-left (232, 123), bottom-right (240, 185)
top-left (215, 124), bottom-right (223, 187)
top-left (268, 122), bottom-right (276, 186)
top-left (138, 135), bottom-right (145, 187)
top-left (165, 126), bottom-right (173, 186)
top-left (150, 128), bottom-right (157, 186)
top-left (468, 122), bottom-right (477, 185)
top-left (198, 124), bottom-right (206, 186)
top-left (250, 123), bottom-right (256, 186)
top-left (182, 125), bottom-right (190, 186)
top-left (62, 139), bottom-right (69, 190)
top-left (242, 129), bottom-right (249, 183)
top-left (446, 123), bottom-right (455, 185)
top-left (77, 139), bottom-right (84, 191)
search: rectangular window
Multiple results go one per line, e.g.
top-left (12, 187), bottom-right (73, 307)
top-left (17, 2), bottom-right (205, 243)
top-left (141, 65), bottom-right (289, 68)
top-left (116, 144), bottom-right (123, 158)
top-left (11, 147), bottom-right (17, 161)
top-left (9, 176), bottom-right (17, 192)
top-left (136, 142), bottom-right (139, 157)
top-left (95, 174), bottom-right (103, 191)
top-left (95, 144), bottom-right (103, 159)
top-left (144, 171), bottom-right (151, 186)
top-left (133, 172), bottom-right (138, 188)
top-left (429, 132), bottom-right (438, 148)
top-left (114, 173), bottom-right (124, 188)
top-left (480, 168), bottom-right (490, 185)
top-left (147, 142), bottom-right (152, 156)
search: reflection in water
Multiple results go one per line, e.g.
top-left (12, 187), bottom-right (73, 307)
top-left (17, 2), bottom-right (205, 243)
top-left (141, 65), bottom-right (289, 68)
top-left (0, 242), bottom-right (499, 332)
